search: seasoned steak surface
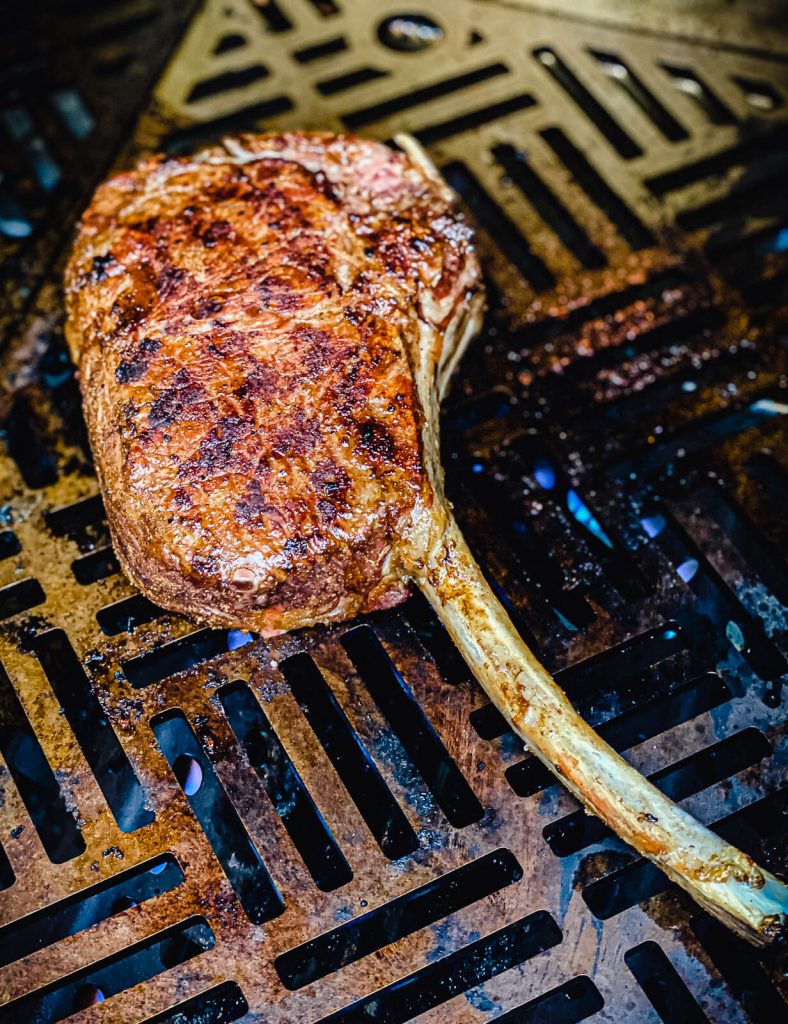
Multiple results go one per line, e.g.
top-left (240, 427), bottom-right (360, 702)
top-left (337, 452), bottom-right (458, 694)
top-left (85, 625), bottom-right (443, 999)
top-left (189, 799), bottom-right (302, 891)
top-left (64, 132), bottom-right (481, 633)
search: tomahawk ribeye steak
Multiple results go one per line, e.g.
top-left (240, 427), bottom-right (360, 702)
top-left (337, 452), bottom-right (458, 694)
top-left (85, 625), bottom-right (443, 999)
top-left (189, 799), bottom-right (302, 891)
top-left (65, 132), bottom-right (787, 944)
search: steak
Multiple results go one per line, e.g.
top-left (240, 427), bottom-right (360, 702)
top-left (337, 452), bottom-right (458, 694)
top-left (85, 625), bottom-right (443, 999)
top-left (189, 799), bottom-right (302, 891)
top-left (65, 132), bottom-right (786, 944)
top-left (65, 132), bottom-right (482, 634)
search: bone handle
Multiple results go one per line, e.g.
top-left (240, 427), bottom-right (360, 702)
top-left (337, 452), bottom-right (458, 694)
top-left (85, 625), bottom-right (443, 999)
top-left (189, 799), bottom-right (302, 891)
top-left (417, 515), bottom-right (787, 945)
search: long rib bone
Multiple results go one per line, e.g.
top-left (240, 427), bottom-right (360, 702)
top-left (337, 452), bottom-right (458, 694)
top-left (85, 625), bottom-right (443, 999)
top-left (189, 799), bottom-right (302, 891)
top-left (395, 133), bottom-right (787, 945)
top-left (413, 518), bottom-right (786, 943)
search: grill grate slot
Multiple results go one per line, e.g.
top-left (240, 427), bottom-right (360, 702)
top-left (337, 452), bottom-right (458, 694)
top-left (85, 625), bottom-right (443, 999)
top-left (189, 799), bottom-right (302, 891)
top-left (151, 709), bottom-right (284, 924)
top-left (122, 627), bottom-right (250, 687)
top-left (140, 982), bottom-right (249, 1024)
top-left (316, 911), bottom-right (562, 1024)
top-left (625, 942), bottom-right (709, 1024)
top-left (96, 593), bottom-right (165, 635)
top-left (690, 916), bottom-right (787, 1023)
top-left (590, 51), bottom-right (689, 142)
top-left (281, 653), bottom-right (419, 860)
top-left (33, 628), bottom-right (154, 832)
top-left (275, 848), bottom-right (522, 989)
top-left (218, 680), bottom-right (353, 892)
top-left (660, 65), bottom-right (736, 125)
top-left (494, 977), bottom-right (604, 1024)
top-left (0, 661), bottom-right (85, 862)
top-left (414, 92), bottom-right (537, 146)
top-left (0, 842), bottom-right (13, 889)
top-left (533, 48), bottom-right (642, 158)
top-left (493, 144), bottom-right (607, 269)
top-left (0, 853), bottom-right (183, 970)
top-left (341, 627), bottom-right (485, 828)
top-left (342, 63), bottom-right (510, 130)
top-left (541, 127), bottom-right (654, 248)
top-left (0, 916), bottom-right (215, 1024)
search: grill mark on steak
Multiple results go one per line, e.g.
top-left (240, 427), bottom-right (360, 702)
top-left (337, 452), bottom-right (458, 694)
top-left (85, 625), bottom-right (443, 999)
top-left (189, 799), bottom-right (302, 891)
top-left (180, 415), bottom-right (251, 479)
top-left (156, 265), bottom-right (188, 299)
top-left (271, 412), bottom-right (321, 458)
top-left (234, 480), bottom-right (270, 529)
top-left (357, 420), bottom-right (397, 462)
top-left (83, 252), bottom-right (119, 284)
top-left (115, 336), bottom-right (161, 384)
top-left (148, 368), bottom-right (207, 429)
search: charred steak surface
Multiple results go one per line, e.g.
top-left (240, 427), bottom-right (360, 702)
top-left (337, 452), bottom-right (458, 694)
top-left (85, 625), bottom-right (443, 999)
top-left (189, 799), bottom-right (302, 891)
top-left (64, 132), bottom-right (482, 633)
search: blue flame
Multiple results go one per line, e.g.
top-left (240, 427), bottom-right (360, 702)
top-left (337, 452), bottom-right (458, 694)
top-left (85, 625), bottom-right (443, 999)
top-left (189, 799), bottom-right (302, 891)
top-left (227, 629), bottom-right (254, 651)
top-left (533, 458), bottom-right (556, 490)
top-left (567, 489), bottom-right (613, 547)
top-left (641, 514), bottom-right (667, 539)
top-left (676, 558), bottom-right (699, 584)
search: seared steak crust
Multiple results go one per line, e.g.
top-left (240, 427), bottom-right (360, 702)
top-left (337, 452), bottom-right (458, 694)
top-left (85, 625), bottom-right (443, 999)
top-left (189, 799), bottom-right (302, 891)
top-left (64, 132), bottom-right (481, 633)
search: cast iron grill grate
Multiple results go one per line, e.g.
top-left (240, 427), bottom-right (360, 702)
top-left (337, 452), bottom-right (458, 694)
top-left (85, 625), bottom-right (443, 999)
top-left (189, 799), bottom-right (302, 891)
top-left (0, 1), bottom-right (787, 1022)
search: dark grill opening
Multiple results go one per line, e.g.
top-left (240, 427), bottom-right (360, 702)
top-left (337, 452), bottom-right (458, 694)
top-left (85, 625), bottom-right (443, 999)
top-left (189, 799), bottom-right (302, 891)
top-left (0, 2), bottom-right (786, 1023)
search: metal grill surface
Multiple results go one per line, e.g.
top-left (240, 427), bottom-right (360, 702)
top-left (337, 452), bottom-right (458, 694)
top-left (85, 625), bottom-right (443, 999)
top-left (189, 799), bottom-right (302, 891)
top-left (0, 2), bottom-right (787, 1022)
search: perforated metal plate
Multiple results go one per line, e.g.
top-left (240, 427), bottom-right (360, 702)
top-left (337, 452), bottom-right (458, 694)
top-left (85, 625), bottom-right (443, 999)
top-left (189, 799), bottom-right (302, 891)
top-left (0, 2), bottom-right (787, 1023)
